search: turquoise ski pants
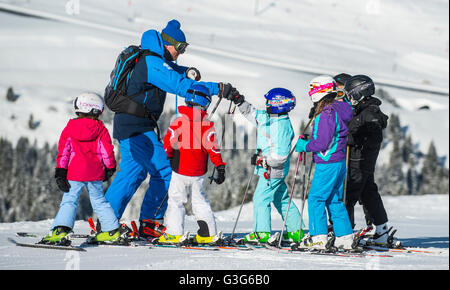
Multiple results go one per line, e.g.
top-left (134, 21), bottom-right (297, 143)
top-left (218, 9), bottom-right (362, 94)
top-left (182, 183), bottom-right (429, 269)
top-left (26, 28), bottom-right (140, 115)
top-left (253, 176), bottom-right (300, 233)
top-left (308, 160), bottom-right (353, 237)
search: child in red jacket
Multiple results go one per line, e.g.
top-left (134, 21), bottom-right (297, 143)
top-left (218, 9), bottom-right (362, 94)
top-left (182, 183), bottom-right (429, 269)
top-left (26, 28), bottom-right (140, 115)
top-left (41, 93), bottom-right (127, 245)
top-left (159, 84), bottom-right (226, 244)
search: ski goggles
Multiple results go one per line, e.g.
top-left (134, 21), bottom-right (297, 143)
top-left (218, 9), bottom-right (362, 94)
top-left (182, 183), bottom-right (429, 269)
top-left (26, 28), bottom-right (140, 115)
top-left (336, 89), bottom-right (346, 99)
top-left (161, 32), bottom-right (189, 54)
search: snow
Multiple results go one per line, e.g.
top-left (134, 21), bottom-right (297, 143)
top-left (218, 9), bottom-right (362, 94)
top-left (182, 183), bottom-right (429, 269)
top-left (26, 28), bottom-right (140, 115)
top-left (0, 0), bottom-right (448, 163)
top-left (0, 194), bottom-right (448, 270)
top-left (0, 0), bottom-right (448, 270)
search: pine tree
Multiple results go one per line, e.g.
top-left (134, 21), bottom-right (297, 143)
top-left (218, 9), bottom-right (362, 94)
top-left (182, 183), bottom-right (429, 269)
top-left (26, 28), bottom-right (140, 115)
top-left (381, 138), bottom-right (407, 195)
top-left (401, 135), bottom-right (419, 195)
top-left (385, 113), bottom-right (402, 141)
top-left (436, 167), bottom-right (449, 195)
top-left (406, 155), bottom-right (419, 195)
top-left (419, 141), bottom-right (441, 195)
top-left (6, 86), bottom-right (18, 102)
top-left (28, 114), bottom-right (39, 130)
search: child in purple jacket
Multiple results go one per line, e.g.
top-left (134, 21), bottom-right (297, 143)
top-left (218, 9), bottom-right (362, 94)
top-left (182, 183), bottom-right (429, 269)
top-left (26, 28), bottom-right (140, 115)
top-left (295, 75), bottom-right (354, 250)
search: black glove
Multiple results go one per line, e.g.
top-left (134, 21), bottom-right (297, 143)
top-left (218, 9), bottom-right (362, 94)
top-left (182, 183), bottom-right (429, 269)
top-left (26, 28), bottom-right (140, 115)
top-left (213, 165), bottom-right (226, 185)
top-left (251, 149), bottom-right (262, 166)
top-left (251, 155), bottom-right (268, 169)
top-left (229, 89), bottom-right (245, 105)
top-left (55, 168), bottom-right (70, 192)
top-left (185, 67), bottom-right (201, 81)
top-left (104, 166), bottom-right (116, 182)
top-left (218, 83), bottom-right (234, 99)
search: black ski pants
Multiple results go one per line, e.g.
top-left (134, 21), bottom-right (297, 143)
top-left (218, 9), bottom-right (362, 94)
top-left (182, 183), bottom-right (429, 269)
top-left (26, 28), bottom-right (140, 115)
top-left (345, 167), bottom-right (388, 229)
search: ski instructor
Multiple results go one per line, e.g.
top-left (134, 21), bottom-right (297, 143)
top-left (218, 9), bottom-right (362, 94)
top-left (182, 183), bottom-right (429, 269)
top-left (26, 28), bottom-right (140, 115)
top-left (105, 19), bottom-right (235, 239)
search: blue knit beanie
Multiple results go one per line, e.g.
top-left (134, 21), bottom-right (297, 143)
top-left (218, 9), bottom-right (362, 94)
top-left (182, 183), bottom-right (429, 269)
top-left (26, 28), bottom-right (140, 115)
top-left (162, 19), bottom-right (186, 45)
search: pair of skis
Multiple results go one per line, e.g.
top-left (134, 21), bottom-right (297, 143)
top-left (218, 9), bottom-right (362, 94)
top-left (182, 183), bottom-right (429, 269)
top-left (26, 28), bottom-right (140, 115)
top-left (10, 230), bottom-right (439, 257)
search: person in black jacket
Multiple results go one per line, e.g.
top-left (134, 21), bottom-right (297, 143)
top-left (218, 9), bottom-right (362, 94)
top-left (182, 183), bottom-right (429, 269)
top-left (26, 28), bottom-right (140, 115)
top-left (344, 75), bottom-right (394, 246)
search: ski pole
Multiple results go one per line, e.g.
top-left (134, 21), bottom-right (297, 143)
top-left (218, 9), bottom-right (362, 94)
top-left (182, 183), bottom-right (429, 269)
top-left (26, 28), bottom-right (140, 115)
top-left (277, 151), bottom-right (304, 249)
top-left (229, 164), bottom-right (256, 241)
top-left (289, 116), bottom-right (315, 156)
top-left (209, 96), bottom-right (223, 120)
top-left (297, 154), bottom-right (314, 240)
top-left (209, 101), bottom-right (235, 184)
top-left (228, 149), bottom-right (262, 241)
top-left (297, 152), bottom-right (309, 243)
top-left (153, 191), bottom-right (169, 219)
top-left (342, 145), bottom-right (350, 206)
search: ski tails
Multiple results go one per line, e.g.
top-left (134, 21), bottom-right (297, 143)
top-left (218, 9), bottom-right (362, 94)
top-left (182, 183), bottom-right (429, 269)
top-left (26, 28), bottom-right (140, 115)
top-left (8, 238), bottom-right (87, 252)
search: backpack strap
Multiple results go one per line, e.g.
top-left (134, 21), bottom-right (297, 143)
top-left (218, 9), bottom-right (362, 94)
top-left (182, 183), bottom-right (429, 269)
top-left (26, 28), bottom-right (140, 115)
top-left (126, 49), bottom-right (162, 100)
top-left (130, 49), bottom-right (164, 141)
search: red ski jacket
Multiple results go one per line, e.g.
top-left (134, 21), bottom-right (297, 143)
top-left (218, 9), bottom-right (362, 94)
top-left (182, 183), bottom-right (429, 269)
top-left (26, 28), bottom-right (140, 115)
top-left (56, 118), bottom-right (116, 181)
top-left (163, 106), bottom-right (225, 176)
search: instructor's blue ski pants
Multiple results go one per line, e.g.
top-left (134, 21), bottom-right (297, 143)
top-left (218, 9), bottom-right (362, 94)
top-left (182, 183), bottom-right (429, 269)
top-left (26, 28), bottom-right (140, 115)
top-left (105, 131), bottom-right (172, 221)
top-left (308, 160), bottom-right (353, 237)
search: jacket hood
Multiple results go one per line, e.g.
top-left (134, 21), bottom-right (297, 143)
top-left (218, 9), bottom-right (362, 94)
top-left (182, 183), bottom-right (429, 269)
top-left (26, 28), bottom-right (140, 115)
top-left (334, 101), bottom-right (353, 123)
top-left (355, 96), bottom-right (382, 114)
top-left (67, 118), bottom-right (104, 141)
top-left (140, 29), bottom-right (164, 57)
top-left (178, 106), bottom-right (208, 122)
top-left (322, 101), bottom-right (353, 123)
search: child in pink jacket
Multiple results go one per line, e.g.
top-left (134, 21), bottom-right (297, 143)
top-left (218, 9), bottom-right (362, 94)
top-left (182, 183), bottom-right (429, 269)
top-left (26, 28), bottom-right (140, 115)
top-left (41, 93), bottom-right (127, 245)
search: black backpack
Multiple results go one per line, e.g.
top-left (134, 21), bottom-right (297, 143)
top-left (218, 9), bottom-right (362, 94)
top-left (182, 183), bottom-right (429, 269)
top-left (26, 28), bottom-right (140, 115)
top-left (104, 45), bottom-right (161, 118)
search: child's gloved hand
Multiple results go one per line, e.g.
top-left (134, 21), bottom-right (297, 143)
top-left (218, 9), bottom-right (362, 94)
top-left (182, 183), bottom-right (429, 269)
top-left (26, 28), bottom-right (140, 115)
top-left (229, 89), bottom-right (245, 105)
top-left (104, 166), bottom-right (116, 181)
top-left (213, 165), bottom-right (226, 184)
top-left (218, 83), bottom-right (235, 99)
top-left (295, 138), bottom-right (310, 153)
top-left (55, 168), bottom-right (71, 192)
top-left (251, 154), bottom-right (268, 169)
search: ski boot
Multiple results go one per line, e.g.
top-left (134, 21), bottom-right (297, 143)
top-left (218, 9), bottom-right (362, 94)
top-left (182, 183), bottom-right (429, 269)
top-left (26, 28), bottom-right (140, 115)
top-left (332, 233), bottom-right (363, 252)
top-left (139, 219), bottom-right (167, 239)
top-left (267, 230), bottom-right (304, 247)
top-left (157, 232), bottom-right (189, 245)
top-left (362, 224), bottom-right (402, 248)
top-left (90, 224), bottom-right (131, 245)
top-left (243, 232), bottom-right (271, 244)
top-left (355, 224), bottom-right (375, 239)
top-left (283, 230), bottom-right (304, 243)
top-left (40, 226), bottom-right (73, 246)
top-left (193, 231), bottom-right (224, 246)
top-left (294, 234), bottom-right (329, 251)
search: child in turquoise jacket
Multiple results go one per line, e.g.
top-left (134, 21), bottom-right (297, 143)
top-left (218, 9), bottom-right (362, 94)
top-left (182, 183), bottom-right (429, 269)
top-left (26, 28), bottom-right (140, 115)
top-left (229, 88), bottom-right (301, 243)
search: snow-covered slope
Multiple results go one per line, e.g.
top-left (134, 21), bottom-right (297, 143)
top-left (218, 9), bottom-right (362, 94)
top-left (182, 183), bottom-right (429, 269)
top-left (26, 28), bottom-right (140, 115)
top-left (0, 0), bottom-right (448, 271)
top-left (0, 194), bottom-right (448, 270)
top-left (0, 0), bottom-right (448, 163)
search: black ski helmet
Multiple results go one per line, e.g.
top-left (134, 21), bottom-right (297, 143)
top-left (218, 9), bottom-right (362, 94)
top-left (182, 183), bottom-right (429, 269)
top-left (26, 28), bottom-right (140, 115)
top-left (344, 75), bottom-right (375, 102)
top-left (333, 73), bottom-right (352, 86)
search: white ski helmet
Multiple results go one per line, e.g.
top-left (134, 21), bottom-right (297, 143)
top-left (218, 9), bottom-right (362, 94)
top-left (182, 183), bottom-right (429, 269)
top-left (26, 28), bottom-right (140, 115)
top-left (308, 75), bottom-right (337, 103)
top-left (73, 92), bottom-right (104, 116)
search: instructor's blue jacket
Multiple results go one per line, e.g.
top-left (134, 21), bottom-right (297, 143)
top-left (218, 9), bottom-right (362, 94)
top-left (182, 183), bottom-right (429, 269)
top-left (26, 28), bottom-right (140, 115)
top-left (113, 29), bottom-right (220, 140)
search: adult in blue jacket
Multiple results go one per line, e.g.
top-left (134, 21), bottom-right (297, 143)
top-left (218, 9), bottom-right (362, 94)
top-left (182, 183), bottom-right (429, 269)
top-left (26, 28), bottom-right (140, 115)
top-left (105, 19), bottom-right (234, 238)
